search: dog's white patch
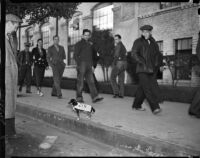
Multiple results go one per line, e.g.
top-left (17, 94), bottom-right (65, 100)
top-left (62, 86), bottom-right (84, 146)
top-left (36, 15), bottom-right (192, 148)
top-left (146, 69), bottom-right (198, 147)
top-left (73, 102), bottom-right (92, 112)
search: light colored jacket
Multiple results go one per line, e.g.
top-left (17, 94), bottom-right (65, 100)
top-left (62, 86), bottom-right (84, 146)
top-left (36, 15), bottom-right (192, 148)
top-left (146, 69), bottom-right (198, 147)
top-left (5, 38), bottom-right (18, 119)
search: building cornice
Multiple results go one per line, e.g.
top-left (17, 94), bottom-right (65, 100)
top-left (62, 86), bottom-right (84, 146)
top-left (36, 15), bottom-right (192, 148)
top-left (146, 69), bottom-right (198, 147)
top-left (138, 3), bottom-right (199, 20)
top-left (82, 15), bottom-right (93, 20)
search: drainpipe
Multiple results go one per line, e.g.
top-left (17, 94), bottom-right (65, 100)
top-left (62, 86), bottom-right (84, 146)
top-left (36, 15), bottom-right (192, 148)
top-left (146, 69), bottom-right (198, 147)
top-left (18, 23), bottom-right (21, 51)
top-left (56, 17), bottom-right (58, 36)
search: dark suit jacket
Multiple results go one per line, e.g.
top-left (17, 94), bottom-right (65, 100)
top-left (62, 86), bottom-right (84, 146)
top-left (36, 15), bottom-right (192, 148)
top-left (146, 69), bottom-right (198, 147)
top-left (32, 47), bottom-right (48, 68)
top-left (131, 36), bottom-right (163, 74)
top-left (74, 39), bottom-right (94, 66)
top-left (47, 45), bottom-right (66, 67)
top-left (18, 50), bottom-right (33, 67)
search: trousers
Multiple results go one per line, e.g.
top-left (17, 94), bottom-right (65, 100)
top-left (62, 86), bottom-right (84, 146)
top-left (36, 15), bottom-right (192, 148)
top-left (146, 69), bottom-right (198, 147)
top-left (76, 62), bottom-right (98, 100)
top-left (18, 64), bottom-right (32, 90)
top-left (133, 73), bottom-right (160, 112)
top-left (51, 63), bottom-right (65, 96)
top-left (34, 65), bottom-right (45, 90)
top-left (110, 61), bottom-right (126, 97)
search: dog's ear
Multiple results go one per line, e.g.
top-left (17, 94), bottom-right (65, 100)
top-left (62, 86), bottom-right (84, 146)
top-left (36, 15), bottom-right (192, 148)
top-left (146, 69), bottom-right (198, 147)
top-left (68, 99), bottom-right (73, 104)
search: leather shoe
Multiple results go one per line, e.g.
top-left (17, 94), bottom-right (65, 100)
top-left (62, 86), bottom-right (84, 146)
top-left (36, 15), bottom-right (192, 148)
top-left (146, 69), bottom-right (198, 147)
top-left (26, 91), bottom-right (32, 93)
top-left (58, 95), bottom-right (62, 99)
top-left (19, 86), bottom-right (22, 92)
top-left (153, 108), bottom-right (162, 114)
top-left (118, 95), bottom-right (124, 98)
top-left (93, 97), bottom-right (104, 103)
top-left (51, 94), bottom-right (57, 97)
top-left (132, 107), bottom-right (146, 111)
top-left (113, 94), bottom-right (119, 98)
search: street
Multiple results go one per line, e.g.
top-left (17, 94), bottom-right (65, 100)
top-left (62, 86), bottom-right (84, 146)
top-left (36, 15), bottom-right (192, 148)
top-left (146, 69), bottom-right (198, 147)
top-left (6, 113), bottom-right (142, 157)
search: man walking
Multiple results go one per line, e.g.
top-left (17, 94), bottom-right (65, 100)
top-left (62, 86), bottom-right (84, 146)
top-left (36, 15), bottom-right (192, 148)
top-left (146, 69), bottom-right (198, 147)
top-left (5, 14), bottom-right (22, 136)
top-left (47, 35), bottom-right (66, 99)
top-left (110, 34), bottom-right (127, 98)
top-left (131, 25), bottom-right (163, 114)
top-left (18, 42), bottom-right (33, 93)
top-left (74, 29), bottom-right (103, 103)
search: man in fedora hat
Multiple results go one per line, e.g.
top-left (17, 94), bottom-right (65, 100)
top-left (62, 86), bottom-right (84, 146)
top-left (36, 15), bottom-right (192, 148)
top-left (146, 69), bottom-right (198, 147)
top-left (18, 42), bottom-right (33, 93)
top-left (131, 24), bottom-right (163, 115)
top-left (5, 13), bottom-right (22, 136)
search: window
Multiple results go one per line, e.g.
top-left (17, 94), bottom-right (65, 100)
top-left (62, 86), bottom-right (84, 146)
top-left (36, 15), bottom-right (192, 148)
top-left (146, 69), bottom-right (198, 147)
top-left (160, 2), bottom-right (181, 9)
top-left (93, 4), bottom-right (113, 30)
top-left (175, 38), bottom-right (192, 80)
top-left (26, 28), bottom-right (34, 46)
top-left (41, 24), bottom-right (50, 50)
top-left (68, 13), bottom-right (82, 65)
top-left (156, 41), bottom-right (163, 79)
top-left (157, 41), bottom-right (163, 54)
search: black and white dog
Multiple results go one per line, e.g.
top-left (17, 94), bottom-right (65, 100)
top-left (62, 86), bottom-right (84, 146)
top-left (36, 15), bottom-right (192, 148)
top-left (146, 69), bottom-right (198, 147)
top-left (68, 99), bottom-right (96, 120)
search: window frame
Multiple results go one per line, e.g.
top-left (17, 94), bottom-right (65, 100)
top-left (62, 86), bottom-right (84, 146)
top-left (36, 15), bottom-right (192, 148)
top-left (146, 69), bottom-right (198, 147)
top-left (174, 37), bottom-right (193, 80)
top-left (41, 23), bottom-right (50, 50)
top-left (92, 3), bottom-right (114, 31)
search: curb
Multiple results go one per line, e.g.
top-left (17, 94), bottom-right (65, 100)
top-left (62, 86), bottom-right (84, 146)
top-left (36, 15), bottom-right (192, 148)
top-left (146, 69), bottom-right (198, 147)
top-left (16, 102), bottom-right (200, 156)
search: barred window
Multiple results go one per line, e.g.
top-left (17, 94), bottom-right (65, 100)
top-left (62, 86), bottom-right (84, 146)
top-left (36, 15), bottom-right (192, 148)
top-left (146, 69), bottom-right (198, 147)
top-left (93, 4), bottom-right (113, 30)
top-left (41, 24), bottom-right (50, 50)
top-left (175, 38), bottom-right (192, 80)
top-left (157, 41), bottom-right (163, 54)
top-left (156, 41), bottom-right (163, 79)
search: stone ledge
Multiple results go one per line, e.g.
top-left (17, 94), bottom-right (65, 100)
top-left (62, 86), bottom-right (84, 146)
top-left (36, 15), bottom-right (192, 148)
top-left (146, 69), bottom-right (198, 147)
top-left (138, 3), bottom-right (198, 19)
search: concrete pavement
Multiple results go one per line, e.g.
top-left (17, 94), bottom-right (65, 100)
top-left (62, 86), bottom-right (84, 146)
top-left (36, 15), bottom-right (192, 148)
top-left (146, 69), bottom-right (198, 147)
top-left (6, 113), bottom-right (141, 157)
top-left (16, 87), bottom-right (200, 156)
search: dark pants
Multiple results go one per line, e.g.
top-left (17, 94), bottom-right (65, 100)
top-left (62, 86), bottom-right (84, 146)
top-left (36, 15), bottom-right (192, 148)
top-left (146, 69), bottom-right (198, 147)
top-left (18, 65), bottom-right (32, 91)
top-left (51, 64), bottom-right (65, 96)
top-left (110, 61), bottom-right (126, 97)
top-left (34, 65), bottom-right (45, 90)
top-left (76, 62), bottom-right (98, 101)
top-left (133, 73), bottom-right (160, 112)
top-left (84, 73), bottom-right (99, 93)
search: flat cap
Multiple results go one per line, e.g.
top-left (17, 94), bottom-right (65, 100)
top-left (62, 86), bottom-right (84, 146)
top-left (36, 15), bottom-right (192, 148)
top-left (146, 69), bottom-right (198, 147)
top-left (24, 42), bottom-right (31, 47)
top-left (6, 14), bottom-right (22, 23)
top-left (140, 25), bottom-right (153, 31)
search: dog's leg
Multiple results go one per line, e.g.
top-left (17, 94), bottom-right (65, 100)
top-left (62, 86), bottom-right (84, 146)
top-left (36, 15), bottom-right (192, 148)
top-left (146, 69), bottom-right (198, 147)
top-left (75, 109), bottom-right (80, 120)
top-left (86, 112), bottom-right (91, 119)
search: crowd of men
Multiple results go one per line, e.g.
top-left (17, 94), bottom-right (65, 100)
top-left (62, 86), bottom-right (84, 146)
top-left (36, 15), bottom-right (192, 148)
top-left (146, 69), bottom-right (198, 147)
top-left (5, 14), bottom-right (200, 138)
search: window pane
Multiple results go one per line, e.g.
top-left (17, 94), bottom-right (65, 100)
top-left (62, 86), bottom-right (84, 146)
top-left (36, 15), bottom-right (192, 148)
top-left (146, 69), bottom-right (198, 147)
top-left (93, 4), bottom-right (113, 31)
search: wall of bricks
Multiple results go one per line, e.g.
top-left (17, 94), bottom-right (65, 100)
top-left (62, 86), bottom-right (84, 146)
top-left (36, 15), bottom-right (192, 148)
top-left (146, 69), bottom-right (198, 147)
top-left (138, 3), bottom-right (160, 16)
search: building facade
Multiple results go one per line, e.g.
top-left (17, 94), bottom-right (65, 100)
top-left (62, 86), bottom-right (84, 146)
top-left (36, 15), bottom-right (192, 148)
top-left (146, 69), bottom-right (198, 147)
top-left (18, 2), bottom-right (200, 87)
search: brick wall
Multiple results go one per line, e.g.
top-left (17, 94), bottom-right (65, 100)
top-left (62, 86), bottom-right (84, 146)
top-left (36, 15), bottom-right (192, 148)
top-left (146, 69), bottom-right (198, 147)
top-left (138, 5), bottom-right (199, 54)
top-left (138, 3), bottom-right (160, 16)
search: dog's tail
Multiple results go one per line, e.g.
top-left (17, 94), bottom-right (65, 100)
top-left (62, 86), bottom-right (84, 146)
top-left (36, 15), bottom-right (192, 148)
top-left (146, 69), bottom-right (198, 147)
top-left (91, 107), bottom-right (95, 113)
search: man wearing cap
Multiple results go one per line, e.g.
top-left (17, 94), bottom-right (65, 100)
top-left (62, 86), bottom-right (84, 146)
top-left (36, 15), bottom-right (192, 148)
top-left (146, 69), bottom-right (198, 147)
top-left (5, 14), bottom-right (22, 136)
top-left (18, 42), bottom-right (33, 93)
top-left (131, 24), bottom-right (163, 115)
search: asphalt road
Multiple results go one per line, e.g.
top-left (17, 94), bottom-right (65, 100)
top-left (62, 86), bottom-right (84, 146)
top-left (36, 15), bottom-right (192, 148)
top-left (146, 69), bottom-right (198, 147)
top-left (6, 113), bottom-right (143, 157)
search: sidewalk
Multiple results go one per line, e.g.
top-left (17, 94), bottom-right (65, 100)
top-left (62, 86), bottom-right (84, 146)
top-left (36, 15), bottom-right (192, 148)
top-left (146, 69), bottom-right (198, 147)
top-left (16, 87), bottom-right (200, 156)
